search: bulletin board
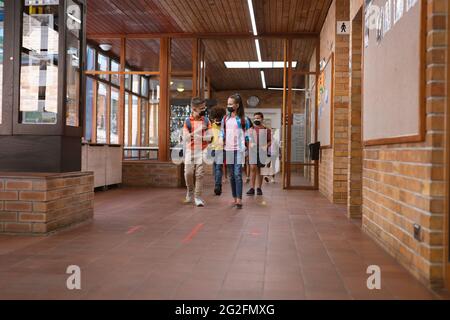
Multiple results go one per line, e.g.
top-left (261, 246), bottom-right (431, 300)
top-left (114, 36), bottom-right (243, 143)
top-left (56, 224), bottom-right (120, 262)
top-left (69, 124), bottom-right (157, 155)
top-left (363, 0), bottom-right (426, 145)
top-left (317, 53), bottom-right (334, 148)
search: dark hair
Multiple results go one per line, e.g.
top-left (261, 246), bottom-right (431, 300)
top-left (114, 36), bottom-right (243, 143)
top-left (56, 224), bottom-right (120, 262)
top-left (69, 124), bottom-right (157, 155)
top-left (191, 97), bottom-right (206, 108)
top-left (229, 93), bottom-right (245, 119)
top-left (209, 106), bottom-right (226, 121)
top-left (254, 112), bottom-right (264, 119)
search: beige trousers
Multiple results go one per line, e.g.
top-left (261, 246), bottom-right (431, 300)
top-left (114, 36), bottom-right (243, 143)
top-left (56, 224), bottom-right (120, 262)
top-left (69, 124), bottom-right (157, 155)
top-left (185, 162), bottom-right (205, 198)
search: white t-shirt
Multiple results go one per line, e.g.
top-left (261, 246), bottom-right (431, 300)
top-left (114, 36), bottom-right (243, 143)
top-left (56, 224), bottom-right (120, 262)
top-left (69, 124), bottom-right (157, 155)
top-left (224, 116), bottom-right (240, 151)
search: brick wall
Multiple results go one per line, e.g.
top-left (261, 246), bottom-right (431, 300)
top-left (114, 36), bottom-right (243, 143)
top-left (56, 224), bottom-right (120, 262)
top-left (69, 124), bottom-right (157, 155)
top-left (361, 0), bottom-right (447, 288)
top-left (317, 0), bottom-right (351, 204)
top-left (0, 172), bottom-right (94, 235)
top-left (348, 8), bottom-right (363, 218)
top-left (122, 161), bottom-right (184, 188)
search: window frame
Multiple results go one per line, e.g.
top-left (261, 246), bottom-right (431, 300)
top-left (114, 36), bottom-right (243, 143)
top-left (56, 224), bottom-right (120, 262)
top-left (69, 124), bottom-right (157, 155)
top-left (84, 41), bottom-right (154, 147)
top-left (7, 0), bottom-right (86, 137)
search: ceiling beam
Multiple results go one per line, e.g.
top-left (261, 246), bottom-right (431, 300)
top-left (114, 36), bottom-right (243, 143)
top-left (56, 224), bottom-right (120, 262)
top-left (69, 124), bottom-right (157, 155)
top-left (87, 32), bottom-right (320, 40)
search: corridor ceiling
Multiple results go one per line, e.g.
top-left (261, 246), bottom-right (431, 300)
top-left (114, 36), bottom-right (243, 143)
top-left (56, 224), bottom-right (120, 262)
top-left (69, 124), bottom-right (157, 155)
top-left (86, 0), bottom-right (332, 90)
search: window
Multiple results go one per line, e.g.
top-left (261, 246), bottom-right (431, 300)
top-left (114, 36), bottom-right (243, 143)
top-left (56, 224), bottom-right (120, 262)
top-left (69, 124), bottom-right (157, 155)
top-left (98, 53), bottom-right (109, 81)
top-left (66, 0), bottom-right (82, 127)
top-left (110, 87), bottom-right (119, 144)
top-left (96, 82), bottom-right (108, 144)
top-left (84, 77), bottom-right (94, 141)
top-left (140, 99), bottom-right (148, 146)
top-left (149, 79), bottom-right (160, 147)
top-left (149, 102), bottom-right (158, 146)
top-left (141, 77), bottom-right (149, 98)
top-left (0, 0), bottom-right (4, 124)
top-left (131, 95), bottom-right (139, 146)
top-left (87, 46), bottom-right (95, 71)
top-left (20, 1), bottom-right (59, 124)
top-left (124, 93), bottom-right (129, 146)
top-left (125, 68), bottom-right (131, 90)
top-left (132, 75), bottom-right (140, 94)
top-left (111, 60), bottom-right (119, 86)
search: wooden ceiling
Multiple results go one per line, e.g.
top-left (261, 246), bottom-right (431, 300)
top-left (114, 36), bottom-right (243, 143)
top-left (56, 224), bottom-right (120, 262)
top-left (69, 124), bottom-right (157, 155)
top-left (87, 0), bottom-right (332, 90)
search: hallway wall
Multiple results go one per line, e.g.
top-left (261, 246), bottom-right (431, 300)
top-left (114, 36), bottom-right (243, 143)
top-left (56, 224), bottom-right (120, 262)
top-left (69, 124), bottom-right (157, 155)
top-left (212, 90), bottom-right (283, 110)
top-left (357, 0), bottom-right (447, 288)
top-left (315, 0), bottom-right (351, 203)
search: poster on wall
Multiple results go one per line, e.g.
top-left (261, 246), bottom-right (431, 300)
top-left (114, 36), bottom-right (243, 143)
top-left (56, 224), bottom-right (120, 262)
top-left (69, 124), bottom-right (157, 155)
top-left (317, 55), bottom-right (333, 147)
top-left (363, 0), bottom-right (423, 144)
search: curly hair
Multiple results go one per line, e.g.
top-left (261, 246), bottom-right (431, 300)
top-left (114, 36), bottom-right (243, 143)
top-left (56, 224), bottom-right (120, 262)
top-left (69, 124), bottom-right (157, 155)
top-left (209, 105), bottom-right (226, 121)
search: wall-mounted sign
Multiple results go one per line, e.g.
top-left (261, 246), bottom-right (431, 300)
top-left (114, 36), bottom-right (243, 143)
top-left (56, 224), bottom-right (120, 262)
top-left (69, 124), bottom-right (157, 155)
top-left (337, 21), bottom-right (351, 35)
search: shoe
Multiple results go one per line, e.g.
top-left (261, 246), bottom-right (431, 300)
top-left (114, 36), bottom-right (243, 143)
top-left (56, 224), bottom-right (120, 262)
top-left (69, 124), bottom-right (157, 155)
top-left (214, 185), bottom-right (222, 196)
top-left (195, 198), bottom-right (205, 207)
top-left (264, 177), bottom-right (270, 183)
top-left (246, 188), bottom-right (255, 196)
top-left (257, 188), bottom-right (263, 196)
top-left (184, 192), bottom-right (193, 203)
top-left (236, 203), bottom-right (243, 209)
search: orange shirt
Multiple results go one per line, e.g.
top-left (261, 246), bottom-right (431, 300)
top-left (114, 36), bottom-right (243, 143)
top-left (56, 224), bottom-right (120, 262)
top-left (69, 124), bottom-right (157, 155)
top-left (182, 116), bottom-right (212, 150)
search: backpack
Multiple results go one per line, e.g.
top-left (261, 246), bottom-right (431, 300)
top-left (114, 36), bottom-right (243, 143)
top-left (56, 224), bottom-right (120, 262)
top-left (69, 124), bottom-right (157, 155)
top-left (185, 116), bottom-right (210, 133)
top-left (180, 116), bottom-right (210, 158)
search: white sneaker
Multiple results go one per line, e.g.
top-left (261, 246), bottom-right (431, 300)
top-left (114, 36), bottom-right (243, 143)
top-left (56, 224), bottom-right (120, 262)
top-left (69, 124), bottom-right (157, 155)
top-left (194, 198), bottom-right (205, 207)
top-left (184, 192), bottom-right (193, 204)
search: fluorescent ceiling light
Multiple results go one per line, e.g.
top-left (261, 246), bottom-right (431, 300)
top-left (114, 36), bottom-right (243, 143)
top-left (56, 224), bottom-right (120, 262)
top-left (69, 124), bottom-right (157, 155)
top-left (268, 87), bottom-right (307, 91)
top-left (224, 61), bottom-right (250, 68)
top-left (272, 61), bottom-right (285, 68)
top-left (249, 61), bottom-right (273, 68)
top-left (224, 61), bottom-right (297, 69)
top-left (261, 71), bottom-right (266, 89)
top-left (247, 0), bottom-right (258, 36)
top-left (255, 39), bottom-right (262, 62)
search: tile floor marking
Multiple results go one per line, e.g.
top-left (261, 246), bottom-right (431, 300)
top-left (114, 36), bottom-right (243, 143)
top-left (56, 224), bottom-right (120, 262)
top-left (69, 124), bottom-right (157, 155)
top-left (182, 223), bottom-right (205, 244)
top-left (126, 226), bottom-right (143, 235)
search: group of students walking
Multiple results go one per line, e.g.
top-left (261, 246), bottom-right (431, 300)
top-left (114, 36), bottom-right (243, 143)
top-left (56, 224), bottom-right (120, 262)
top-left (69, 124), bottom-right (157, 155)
top-left (182, 94), bottom-right (272, 209)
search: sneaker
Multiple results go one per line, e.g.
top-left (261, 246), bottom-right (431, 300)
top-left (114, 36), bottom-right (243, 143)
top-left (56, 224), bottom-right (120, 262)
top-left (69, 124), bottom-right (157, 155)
top-left (214, 185), bottom-right (222, 196)
top-left (246, 188), bottom-right (255, 196)
top-left (264, 176), bottom-right (270, 183)
top-left (236, 203), bottom-right (243, 209)
top-left (257, 188), bottom-right (263, 196)
top-left (195, 198), bottom-right (205, 207)
top-left (184, 192), bottom-right (193, 203)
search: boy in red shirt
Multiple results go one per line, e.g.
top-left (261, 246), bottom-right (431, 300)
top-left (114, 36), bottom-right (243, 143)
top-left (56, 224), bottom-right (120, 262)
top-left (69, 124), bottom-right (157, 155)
top-left (247, 112), bottom-right (271, 196)
top-left (182, 97), bottom-right (212, 207)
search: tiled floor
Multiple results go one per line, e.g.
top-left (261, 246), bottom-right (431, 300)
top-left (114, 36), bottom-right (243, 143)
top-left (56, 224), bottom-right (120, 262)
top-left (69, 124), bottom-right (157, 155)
top-left (0, 180), bottom-right (443, 300)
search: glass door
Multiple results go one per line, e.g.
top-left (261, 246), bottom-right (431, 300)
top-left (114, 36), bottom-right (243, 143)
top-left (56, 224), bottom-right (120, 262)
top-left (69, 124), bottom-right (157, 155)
top-left (282, 39), bottom-right (319, 190)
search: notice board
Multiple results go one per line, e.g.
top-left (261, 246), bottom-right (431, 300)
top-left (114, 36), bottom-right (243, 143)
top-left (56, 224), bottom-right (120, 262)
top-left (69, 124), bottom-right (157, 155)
top-left (318, 54), bottom-right (333, 148)
top-left (363, 0), bottom-right (425, 145)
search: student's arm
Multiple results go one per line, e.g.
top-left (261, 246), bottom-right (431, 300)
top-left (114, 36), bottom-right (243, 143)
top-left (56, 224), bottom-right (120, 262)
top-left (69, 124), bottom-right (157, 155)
top-left (204, 119), bottom-right (213, 143)
top-left (182, 120), bottom-right (191, 148)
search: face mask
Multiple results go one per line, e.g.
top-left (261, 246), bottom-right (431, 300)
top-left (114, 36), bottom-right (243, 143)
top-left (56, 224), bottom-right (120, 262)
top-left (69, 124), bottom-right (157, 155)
top-left (254, 120), bottom-right (262, 126)
top-left (199, 110), bottom-right (206, 117)
top-left (227, 105), bottom-right (235, 113)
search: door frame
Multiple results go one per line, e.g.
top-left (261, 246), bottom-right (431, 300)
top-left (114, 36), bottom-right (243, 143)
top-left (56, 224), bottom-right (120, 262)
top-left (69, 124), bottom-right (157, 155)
top-left (282, 39), bottom-right (320, 190)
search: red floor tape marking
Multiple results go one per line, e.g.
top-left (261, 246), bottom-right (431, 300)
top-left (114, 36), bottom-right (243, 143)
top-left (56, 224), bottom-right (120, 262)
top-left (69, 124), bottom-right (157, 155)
top-left (182, 223), bottom-right (204, 243)
top-left (126, 226), bottom-right (143, 235)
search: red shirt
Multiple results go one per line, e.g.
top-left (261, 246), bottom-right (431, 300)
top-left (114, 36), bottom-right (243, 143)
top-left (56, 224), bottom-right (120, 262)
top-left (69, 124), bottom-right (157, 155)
top-left (250, 126), bottom-right (272, 148)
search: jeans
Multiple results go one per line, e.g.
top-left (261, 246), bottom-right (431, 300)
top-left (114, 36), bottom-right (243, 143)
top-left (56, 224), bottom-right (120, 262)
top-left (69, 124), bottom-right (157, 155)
top-left (213, 149), bottom-right (224, 188)
top-left (213, 162), bottom-right (223, 188)
top-left (226, 150), bottom-right (244, 199)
